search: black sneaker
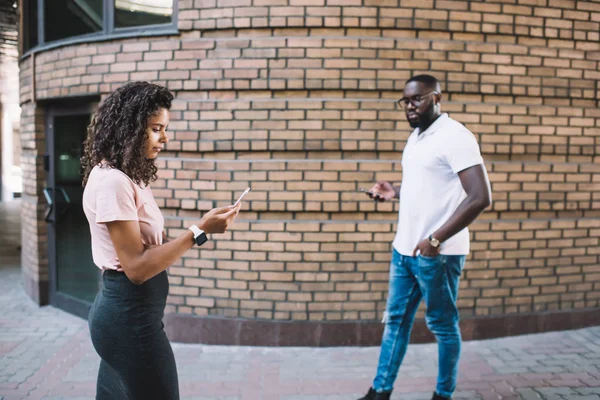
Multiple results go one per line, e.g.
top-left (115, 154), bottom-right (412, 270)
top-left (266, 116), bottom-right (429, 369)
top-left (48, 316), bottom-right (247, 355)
top-left (431, 393), bottom-right (451, 400)
top-left (357, 387), bottom-right (392, 400)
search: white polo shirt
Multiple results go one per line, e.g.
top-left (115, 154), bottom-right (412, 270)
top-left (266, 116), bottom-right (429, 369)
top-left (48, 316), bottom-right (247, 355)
top-left (392, 113), bottom-right (485, 256)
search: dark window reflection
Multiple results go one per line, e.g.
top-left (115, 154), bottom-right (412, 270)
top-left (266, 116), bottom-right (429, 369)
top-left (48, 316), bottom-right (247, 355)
top-left (115, 0), bottom-right (172, 29)
top-left (23, 0), bottom-right (39, 51)
top-left (44, 0), bottom-right (103, 43)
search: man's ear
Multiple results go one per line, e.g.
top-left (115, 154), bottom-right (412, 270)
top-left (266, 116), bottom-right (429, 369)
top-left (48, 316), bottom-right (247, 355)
top-left (434, 92), bottom-right (442, 105)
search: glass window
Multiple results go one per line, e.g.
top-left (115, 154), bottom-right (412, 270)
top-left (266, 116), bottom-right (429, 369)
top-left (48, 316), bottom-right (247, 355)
top-left (44, 0), bottom-right (103, 42)
top-left (23, 0), bottom-right (39, 52)
top-left (21, 0), bottom-right (175, 52)
top-left (114, 0), bottom-right (173, 29)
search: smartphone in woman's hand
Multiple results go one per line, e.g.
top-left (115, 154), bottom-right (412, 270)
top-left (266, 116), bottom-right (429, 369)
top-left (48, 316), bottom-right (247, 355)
top-left (233, 187), bottom-right (251, 206)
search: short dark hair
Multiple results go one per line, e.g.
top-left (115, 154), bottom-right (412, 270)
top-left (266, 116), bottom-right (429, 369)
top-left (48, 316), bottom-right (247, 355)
top-left (406, 74), bottom-right (441, 92)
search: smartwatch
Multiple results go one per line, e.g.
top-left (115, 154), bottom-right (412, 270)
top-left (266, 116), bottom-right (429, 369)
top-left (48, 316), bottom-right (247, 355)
top-left (188, 225), bottom-right (208, 246)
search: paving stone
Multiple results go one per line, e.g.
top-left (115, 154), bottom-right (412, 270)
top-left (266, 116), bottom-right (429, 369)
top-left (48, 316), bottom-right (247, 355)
top-left (564, 396), bottom-right (600, 400)
top-left (535, 387), bottom-right (579, 397)
top-left (578, 388), bottom-right (600, 396)
top-left (517, 388), bottom-right (542, 400)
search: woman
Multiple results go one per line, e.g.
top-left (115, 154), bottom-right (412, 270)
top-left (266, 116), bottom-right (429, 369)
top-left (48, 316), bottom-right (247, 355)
top-left (81, 81), bottom-right (240, 400)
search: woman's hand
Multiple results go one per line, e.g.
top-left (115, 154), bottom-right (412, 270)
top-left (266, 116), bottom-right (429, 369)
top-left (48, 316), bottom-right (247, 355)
top-left (198, 203), bottom-right (241, 234)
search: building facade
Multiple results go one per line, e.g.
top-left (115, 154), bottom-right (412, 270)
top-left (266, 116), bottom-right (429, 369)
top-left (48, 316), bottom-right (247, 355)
top-left (19, 0), bottom-right (600, 345)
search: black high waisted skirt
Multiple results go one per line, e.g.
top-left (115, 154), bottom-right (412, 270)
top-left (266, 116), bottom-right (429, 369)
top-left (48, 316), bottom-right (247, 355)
top-left (88, 270), bottom-right (179, 400)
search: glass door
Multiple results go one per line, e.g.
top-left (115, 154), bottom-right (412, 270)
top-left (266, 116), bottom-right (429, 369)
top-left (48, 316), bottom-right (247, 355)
top-left (45, 104), bottom-right (99, 319)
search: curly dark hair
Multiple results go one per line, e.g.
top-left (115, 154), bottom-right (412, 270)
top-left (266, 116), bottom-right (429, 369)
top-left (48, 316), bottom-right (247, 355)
top-left (81, 81), bottom-right (174, 186)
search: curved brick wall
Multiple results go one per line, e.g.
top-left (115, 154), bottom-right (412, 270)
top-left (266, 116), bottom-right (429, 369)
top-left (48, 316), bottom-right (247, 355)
top-left (20, 0), bottom-right (600, 345)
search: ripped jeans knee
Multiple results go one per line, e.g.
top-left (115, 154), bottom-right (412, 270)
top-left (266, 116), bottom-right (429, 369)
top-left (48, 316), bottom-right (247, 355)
top-left (381, 311), bottom-right (403, 324)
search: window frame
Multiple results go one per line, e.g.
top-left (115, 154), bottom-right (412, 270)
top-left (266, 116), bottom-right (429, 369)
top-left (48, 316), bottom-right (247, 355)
top-left (20, 0), bottom-right (178, 57)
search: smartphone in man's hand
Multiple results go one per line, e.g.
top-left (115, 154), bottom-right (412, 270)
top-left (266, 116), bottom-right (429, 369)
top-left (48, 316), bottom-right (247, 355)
top-left (360, 187), bottom-right (389, 202)
top-left (359, 188), bottom-right (375, 196)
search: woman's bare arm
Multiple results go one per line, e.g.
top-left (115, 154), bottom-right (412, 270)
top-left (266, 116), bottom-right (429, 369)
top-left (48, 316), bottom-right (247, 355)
top-left (107, 205), bottom-right (239, 284)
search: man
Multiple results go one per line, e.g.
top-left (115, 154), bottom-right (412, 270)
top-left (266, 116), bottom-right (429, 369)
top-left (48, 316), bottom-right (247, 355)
top-left (358, 74), bottom-right (492, 400)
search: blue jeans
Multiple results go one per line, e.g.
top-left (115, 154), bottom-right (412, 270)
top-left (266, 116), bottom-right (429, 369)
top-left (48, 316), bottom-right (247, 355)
top-left (373, 249), bottom-right (466, 398)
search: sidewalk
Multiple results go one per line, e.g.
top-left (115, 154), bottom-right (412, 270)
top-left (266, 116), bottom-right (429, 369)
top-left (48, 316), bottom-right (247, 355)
top-left (1, 200), bottom-right (600, 400)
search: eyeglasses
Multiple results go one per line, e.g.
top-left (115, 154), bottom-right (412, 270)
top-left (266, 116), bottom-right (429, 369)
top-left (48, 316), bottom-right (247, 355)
top-left (397, 91), bottom-right (438, 109)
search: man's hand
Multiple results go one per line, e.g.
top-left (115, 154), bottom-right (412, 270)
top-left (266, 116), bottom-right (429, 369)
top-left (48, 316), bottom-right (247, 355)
top-left (412, 238), bottom-right (441, 258)
top-left (366, 181), bottom-right (397, 202)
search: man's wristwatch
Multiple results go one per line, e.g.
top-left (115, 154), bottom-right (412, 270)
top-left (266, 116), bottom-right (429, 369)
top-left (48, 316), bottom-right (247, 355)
top-left (428, 235), bottom-right (440, 248)
top-left (188, 225), bottom-right (208, 246)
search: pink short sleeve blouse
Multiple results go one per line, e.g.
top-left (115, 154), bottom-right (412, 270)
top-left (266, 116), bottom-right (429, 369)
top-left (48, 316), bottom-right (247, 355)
top-left (82, 164), bottom-right (164, 271)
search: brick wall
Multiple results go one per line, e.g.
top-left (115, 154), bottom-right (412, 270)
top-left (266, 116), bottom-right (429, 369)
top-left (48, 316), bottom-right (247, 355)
top-left (19, 0), bottom-right (600, 326)
top-left (19, 98), bottom-right (49, 304)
